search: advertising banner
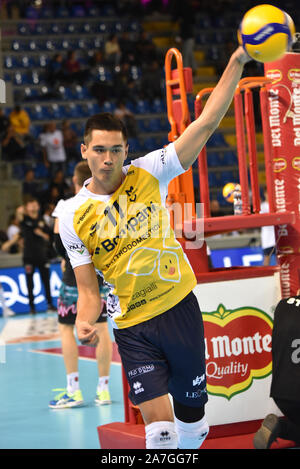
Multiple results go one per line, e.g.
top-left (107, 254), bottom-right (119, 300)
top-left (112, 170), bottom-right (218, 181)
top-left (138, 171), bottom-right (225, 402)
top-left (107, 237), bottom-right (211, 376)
top-left (265, 52), bottom-right (300, 295)
top-left (194, 270), bottom-right (281, 425)
top-left (0, 263), bottom-right (62, 315)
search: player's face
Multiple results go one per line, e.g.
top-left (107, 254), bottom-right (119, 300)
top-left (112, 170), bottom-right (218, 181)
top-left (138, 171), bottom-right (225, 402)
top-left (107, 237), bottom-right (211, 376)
top-left (81, 129), bottom-right (128, 194)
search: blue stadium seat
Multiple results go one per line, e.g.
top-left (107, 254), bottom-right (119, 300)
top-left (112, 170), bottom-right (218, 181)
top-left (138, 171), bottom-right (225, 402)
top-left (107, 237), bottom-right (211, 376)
top-left (135, 100), bottom-right (151, 114)
top-left (96, 23), bottom-right (109, 34)
top-left (127, 20), bottom-right (141, 32)
top-left (40, 7), bottom-right (54, 18)
top-left (57, 86), bottom-right (73, 101)
top-left (47, 104), bottom-right (64, 119)
top-left (38, 55), bottom-right (49, 68)
top-left (14, 72), bottom-right (29, 86)
top-left (207, 152), bottom-right (222, 167)
top-left (71, 5), bottom-right (86, 17)
top-left (30, 124), bottom-right (43, 139)
top-left (25, 6), bottom-right (40, 19)
top-left (208, 172), bottom-right (218, 187)
top-left (34, 163), bottom-right (50, 179)
top-left (151, 98), bottom-right (165, 113)
top-left (147, 118), bottom-right (161, 132)
top-left (32, 105), bottom-right (51, 120)
top-left (4, 56), bottom-right (18, 69)
top-left (20, 56), bottom-right (37, 68)
top-left (64, 103), bottom-right (81, 118)
top-left (142, 137), bottom-right (157, 152)
top-left (223, 151), bottom-right (238, 166)
top-left (23, 87), bottom-right (39, 101)
top-left (56, 6), bottom-right (69, 18)
top-left (127, 138), bottom-right (141, 153)
top-left (220, 171), bottom-right (235, 185)
top-left (71, 85), bottom-right (91, 100)
top-left (206, 132), bottom-right (228, 148)
top-left (13, 163), bottom-right (27, 179)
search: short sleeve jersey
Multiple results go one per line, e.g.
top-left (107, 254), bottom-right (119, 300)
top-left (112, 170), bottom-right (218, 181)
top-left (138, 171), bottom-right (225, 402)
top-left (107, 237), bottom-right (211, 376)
top-left (59, 143), bottom-right (197, 329)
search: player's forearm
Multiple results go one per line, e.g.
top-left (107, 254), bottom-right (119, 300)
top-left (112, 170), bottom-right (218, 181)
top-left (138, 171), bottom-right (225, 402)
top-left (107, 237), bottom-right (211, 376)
top-left (77, 292), bottom-right (102, 325)
top-left (175, 47), bottom-right (248, 169)
top-left (198, 49), bottom-right (245, 131)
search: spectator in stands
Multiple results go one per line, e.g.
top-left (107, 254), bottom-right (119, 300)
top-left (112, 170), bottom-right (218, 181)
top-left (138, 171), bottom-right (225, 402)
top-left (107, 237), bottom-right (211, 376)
top-left (1, 123), bottom-right (27, 161)
top-left (136, 31), bottom-right (160, 65)
top-left (46, 53), bottom-right (67, 87)
top-left (62, 120), bottom-right (80, 161)
top-left (141, 59), bottom-right (163, 101)
top-left (0, 108), bottom-right (9, 140)
top-left (20, 197), bottom-right (55, 314)
top-left (49, 169), bottom-right (71, 200)
top-left (114, 100), bottom-right (138, 138)
top-left (22, 168), bottom-right (40, 198)
top-left (64, 51), bottom-right (87, 85)
top-left (119, 31), bottom-right (138, 65)
top-left (89, 50), bottom-right (105, 69)
top-left (0, 229), bottom-right (22, 254)
top-left (40, 122), bottom-right (67, 177)
top-left (172, 0), bottom-right (196, 71)
top-left (104, 34), bottom-right (121, 67)
top-left (6, 211), bottom-right (20, 240)
top-left (9, 105), bottom-right (31, 142)
top-left (113, 62), bottom-right (140, 105)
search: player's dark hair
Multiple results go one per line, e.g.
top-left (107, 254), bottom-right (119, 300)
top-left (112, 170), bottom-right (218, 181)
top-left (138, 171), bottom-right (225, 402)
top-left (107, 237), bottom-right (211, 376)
top-left (84, 112), bottom-right (128, 145)
top-left (74, 161), bottom-right (92, 187)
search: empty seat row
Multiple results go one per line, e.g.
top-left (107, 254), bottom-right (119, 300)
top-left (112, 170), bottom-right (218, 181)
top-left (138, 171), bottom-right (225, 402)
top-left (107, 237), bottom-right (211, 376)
top-left (11, 37), bottom-right (104, 52)
top-left (24, 4), bottom-right (117, 20)
top-left (18, 20), bottom-right (141, 36)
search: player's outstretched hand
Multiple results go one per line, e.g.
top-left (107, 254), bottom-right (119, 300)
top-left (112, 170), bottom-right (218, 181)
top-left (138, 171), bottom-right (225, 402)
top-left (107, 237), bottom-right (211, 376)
top-left (234, 46), bottom-right (252, 65)
top-left (76, 319), bottom-right (99, 347)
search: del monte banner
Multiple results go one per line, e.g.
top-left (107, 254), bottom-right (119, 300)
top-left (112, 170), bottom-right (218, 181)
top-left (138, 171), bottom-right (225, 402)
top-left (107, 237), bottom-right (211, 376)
top-left (193, 271), bottom-right (282, 426)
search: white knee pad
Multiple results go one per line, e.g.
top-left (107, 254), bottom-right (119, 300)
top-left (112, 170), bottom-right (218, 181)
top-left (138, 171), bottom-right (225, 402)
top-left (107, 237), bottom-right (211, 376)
top-left (145, 421), bottom-right (178, 449)
top-left (175, 416), bottom-right (209, 449)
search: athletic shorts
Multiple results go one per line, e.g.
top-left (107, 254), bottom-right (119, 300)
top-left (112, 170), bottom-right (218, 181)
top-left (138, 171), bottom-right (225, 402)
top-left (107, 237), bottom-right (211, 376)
top-left (113, 291), bottom-right (208, 408)
top-left (57, 282), bottom-right (108, 325)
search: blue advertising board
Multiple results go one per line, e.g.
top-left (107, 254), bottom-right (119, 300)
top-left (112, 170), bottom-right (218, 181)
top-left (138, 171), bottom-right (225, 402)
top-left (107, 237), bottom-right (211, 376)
top-left (0, 247), bottom-right (277, 315)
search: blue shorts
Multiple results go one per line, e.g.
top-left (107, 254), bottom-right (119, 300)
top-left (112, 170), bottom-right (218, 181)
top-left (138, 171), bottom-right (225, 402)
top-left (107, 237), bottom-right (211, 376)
top-left (113, 291), bottom-right (208, 408)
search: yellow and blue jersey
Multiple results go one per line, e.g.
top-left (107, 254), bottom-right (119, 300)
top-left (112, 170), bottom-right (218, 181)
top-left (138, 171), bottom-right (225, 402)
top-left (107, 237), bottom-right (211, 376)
top-left (59, 143), bottom-right (197, 329)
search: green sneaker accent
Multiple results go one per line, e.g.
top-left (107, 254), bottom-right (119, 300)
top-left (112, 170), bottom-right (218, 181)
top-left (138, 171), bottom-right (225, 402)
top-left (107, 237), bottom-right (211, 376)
top-left (49, 388), bottom-right (84, 409)
top-left (95, 389), bottom-right (112, 405)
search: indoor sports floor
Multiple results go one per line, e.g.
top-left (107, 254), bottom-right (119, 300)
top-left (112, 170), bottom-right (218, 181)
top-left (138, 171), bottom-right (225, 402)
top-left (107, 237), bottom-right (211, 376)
top-left (0, 312), bottom-right (124, 449)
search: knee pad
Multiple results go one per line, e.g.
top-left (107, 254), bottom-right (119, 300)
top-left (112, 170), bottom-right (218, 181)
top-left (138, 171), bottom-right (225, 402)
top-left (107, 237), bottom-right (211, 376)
top-left (175, 416), bottom-right (209, 449)
top-left (145, 421), bottom-right (178, 449)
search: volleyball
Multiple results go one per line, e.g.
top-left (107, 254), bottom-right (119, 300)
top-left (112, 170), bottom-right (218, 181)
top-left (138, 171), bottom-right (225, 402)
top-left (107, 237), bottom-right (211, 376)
top-left (238, 4), bottom-right (295, 63)
top-left (222, 182), bottom-right (236, 203)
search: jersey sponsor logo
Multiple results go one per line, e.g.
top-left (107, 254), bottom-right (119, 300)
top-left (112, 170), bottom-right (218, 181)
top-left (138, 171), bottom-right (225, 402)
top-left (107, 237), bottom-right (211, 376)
top-left (76, 203), bottom-right (94, 224)
top-left (67, 243), bottom-right (86, 254)
top-left (203, 304), bottom-right (273, 400)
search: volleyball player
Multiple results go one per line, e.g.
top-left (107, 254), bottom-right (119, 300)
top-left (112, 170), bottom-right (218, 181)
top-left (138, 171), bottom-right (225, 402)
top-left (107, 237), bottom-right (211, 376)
top-left (49, 161), bottom-right (112, 408)
top-left (58, 46), bottom-right (250, 448)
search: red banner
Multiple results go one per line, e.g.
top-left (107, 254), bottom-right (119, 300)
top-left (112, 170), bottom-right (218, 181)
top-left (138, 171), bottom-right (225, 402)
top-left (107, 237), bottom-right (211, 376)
top-left (264, 52), bottom-right (300, 295)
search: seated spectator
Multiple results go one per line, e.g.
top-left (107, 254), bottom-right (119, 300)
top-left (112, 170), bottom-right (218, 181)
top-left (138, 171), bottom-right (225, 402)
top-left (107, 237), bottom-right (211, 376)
top-left (113, 62), bottom-right (140, 105)
top-left (1, 123), bottom-right (27, 161)
top-left (89, 50), bottom-right (105, 69)
top-left (0, 108), bottom-right (9, 140)
top-left (136, 31), bottom-right (160, 65)
top-left (22, 168), bottom-right (40, 198)
top-left (46, 53), bottom-right (67, 86)
top-left (119, 32), bottom-right (138, 65)
top-left (62, 120), bottom-right (80, 161)
top-left (141, 60), bottom-right (163, 101)
top-left (49, 169), bottom-right (71, 200)
top-left (40, 122), bottom-right (66, 177)
top-left (104, 34), bottom-right (121, 67)
top-left (0, 230), bottom-right (22, 254)
top-left (9, 105), bottom-right (31, 142)
top-left (114, 100), bottom-right (138, 138)
top-left (6, 212), bottom-right (20, 240)
top-left (64, 51), bottom-right (86, 85)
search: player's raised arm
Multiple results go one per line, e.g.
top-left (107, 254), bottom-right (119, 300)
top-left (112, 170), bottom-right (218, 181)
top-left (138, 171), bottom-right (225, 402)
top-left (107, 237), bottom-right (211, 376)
top-left (74, 263), bottom-right (103, 346)
top-left (174, 46), bottom-right (250, 170)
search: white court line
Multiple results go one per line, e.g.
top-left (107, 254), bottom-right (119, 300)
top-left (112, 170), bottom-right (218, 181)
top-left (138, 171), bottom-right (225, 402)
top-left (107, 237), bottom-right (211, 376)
top-left (30, 348), bottom-right (121, 366)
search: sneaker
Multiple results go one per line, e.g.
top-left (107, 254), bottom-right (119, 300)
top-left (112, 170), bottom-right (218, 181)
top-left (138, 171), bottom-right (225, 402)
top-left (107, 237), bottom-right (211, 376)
top-left (2, 307), bottom-right (15, 317)
top-left (49, 388), bottom-right (84, 409)
top-left (253, 414), bottom-right (280, 449)
top-left (95, 389), bottom-right (112, 405)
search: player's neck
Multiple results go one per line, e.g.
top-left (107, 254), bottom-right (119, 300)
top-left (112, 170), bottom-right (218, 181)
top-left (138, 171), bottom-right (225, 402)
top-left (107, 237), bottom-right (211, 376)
top-left (87, 174), bottom-right (125, 196)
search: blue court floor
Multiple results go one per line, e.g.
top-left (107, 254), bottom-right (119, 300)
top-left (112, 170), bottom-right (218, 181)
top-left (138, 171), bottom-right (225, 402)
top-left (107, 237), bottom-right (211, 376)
top-left (0, 312), bottom-right (124, 449)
